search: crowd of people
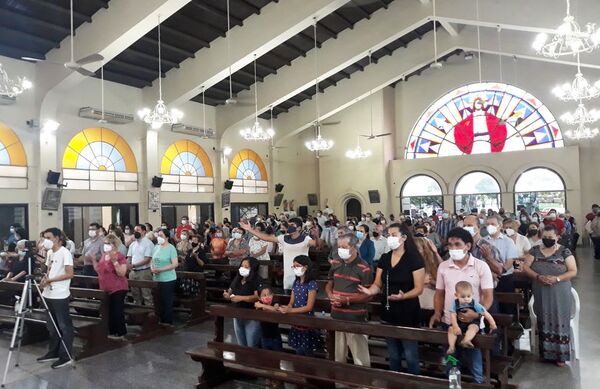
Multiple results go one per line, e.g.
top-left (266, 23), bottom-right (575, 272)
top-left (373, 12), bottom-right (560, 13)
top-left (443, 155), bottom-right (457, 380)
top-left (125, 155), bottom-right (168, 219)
top-left (0, 204), bottom-right (589, 377)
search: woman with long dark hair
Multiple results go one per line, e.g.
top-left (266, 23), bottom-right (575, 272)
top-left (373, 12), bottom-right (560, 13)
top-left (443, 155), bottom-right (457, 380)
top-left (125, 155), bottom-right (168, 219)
top-left (151, 228), bottom-right (178, 325)
top-left (358, 223), bottom-right (425, 374)
top-left (357, 224), bottom-right (375, 268)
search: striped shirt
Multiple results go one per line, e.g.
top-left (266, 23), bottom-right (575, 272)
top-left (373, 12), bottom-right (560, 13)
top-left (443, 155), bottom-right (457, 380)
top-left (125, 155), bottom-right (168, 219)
top-left (328, 256), bottom-right (373, 321)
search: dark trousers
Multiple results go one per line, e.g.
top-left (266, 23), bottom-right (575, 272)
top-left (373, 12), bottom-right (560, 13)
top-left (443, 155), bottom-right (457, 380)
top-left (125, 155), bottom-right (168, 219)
top-left (495, 274), bottom-right (516, 315)
top-left (45, 297), bottom-right (73, 361)
top-left (158, 280), bottom-right (176, 324)
top-left (109, 290), bottom-right (127, 336)
top-left (82, 265), bottom-right (97, 276)
top-left (592, 237), bottom-right (600, 259)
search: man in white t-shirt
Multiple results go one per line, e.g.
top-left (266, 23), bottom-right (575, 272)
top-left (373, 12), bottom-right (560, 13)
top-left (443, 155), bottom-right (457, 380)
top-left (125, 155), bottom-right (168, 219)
top-left (37, 227), bottom-right (74, 369)
top-left (240, 217), bottom-right (318, 290)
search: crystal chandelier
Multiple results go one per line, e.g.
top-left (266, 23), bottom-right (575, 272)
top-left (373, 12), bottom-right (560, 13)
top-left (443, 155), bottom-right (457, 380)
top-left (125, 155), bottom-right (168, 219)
top-left (305, 19), bottom-right (334, 152)
top-left (562, 100), bottom-right (600, 139)
top-left (240, 55), bottom-right (274, 141)
top-left (564, 120), bottom-right (599, 139)
top-left (552, 53), bottom-right (600, 101)
top-left (532, 0), bottom-right (600, 57)
top-left (137, 15), bottom-right (183, 129)
top-left (0, 63), bottom-right (32, 98)
top-left (345, 137), bottom-right (371, 159)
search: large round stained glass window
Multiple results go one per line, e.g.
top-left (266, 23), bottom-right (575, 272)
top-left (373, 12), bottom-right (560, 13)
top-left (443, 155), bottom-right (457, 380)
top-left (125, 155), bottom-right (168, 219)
top-left (405, 82), bottom-right (563, 159)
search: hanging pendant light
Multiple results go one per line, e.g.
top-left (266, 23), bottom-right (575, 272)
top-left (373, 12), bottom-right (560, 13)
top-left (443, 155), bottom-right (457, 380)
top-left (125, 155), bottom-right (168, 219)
top-left (430, 0), bottom-right (442, 69)
top-left (99, 63), bottom-right (107, 124)
top-left (533, 0), bottom-right (600, 57)
top-left (240, 55), bottom-right (274, 141)
top-left (562, 97), bottom-right (600, 140)
top-left (345, 136), bottom-right (371, 159)
top-left (553, 53), bottom-right (600, 101)
top-left (225, 0), bottom-right (237, 105)
top-left (138, 15), bottom-right (183, 129)
top-left (0, 63), bottom-right (32, 98)
top-left (305, 19), bottom-right (334, 152)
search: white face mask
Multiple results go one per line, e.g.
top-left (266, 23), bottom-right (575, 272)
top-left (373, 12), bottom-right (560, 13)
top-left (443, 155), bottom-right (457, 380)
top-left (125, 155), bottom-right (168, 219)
top-left (103, 244), bottom-right (112, 252)
top-left (181, 220), bottom-right (188, 225)
top-left (233, 232), bottom-right (242, 240)
top-left (180, 234), bottom-right (188, 240)
top-left (387, 236), bottom-right (402, 250)
top-left (9, 228), bottom-right (14, 234)
top-left (43, 239), bottom-right (53, 250)
top-left (337, 248), bottom-right (351, 260)
top-left (157, 236), bottom-right (166, 245)
top-left (449, 249), bottom-right (466, 261)
top-left (505, 228), bottom-right (515, 237)
top-left (125, 229), bottom-right (131, 234)
top-left (293, 267), bottom-right (306, 277)
top-left (88, 230), bottom-right (97, 238)
top-left (463, 226), bottom-right (476, 236)
top-left (486, 225), bottom-right (498, 235)
top-left (348, 225), bottom-right (355, 231)
top-left (239, 267), bottom-right (250, 277)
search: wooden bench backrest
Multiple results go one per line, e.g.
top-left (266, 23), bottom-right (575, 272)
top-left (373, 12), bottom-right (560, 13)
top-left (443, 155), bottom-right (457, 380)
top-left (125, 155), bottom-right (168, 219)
top-left (72, 275), bottom-right (159, 289)
top-left (176, 271), bottom-right (206, 281)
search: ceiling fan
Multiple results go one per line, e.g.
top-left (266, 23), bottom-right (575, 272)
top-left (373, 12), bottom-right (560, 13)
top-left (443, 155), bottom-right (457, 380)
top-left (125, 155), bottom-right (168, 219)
top-left (359, 52), bottom-right (392, 140)
top-left (22, 0), bottom-right (103, 76)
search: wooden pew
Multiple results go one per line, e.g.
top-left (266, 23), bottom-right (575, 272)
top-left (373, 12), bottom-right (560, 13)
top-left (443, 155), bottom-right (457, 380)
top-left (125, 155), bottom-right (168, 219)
top-left (187, 304), bottom-right (497, 388)
top-left (174, 271), bottom-right (208, 326)
top-left (0, 280), bottom-right (119, 359)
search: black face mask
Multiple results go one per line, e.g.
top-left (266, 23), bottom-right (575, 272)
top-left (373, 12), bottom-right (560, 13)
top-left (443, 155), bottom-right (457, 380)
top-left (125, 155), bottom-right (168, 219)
top-left (134, 232), bottom-right (141, 239)
top-left (414, 232), bottom-right (425, 238)
top-left (287, 226), bottom-right (297, 234)
top-left (191, 243), bottom-right (199, 248)
top-left (527, 230), bottom-right (538, 237)
top-left (372, 232), bottom-right (379, 238)
top-left (542, 238), bottom-right (556, 248)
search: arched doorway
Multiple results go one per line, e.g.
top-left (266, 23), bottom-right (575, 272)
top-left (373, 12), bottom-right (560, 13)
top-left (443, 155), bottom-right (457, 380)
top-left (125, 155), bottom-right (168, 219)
top-left (345, 198), bottom-right (362, 220)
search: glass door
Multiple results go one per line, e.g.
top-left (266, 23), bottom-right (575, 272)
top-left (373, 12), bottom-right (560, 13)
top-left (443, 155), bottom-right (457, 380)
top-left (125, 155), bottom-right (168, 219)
top-left (0, 204), bottom-right (28, 246)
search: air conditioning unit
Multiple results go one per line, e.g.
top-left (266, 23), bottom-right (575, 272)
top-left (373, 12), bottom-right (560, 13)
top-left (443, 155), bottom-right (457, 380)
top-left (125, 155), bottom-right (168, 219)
top-left (0, 95), bottom-right (16, 105)
top-left (78, 107), bottom-right (134, 124)
top-left (171, 123), bottom-right (216, 138)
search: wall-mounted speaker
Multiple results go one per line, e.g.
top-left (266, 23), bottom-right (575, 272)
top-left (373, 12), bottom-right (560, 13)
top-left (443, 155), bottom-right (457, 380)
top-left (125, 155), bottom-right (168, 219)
top-left (275, 183), bottom-right (284, 193)
top-left (224, 180), bottom-right (234, 190)
top-left (46, 170), bottom-right (61, 185)
top-left (151, 176), bottom-right (163, 188)
top-left (298, 206), bottom-right (308, 218)
top-left (368, 190), bottom-right (380, 204)
top-left (307, 193), bottom-right (318, 206)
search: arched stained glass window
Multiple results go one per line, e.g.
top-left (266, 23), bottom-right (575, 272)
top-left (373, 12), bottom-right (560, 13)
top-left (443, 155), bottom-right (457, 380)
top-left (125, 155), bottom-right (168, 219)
top-left (62, 127), bottom-right (138, 191)
top-left (454, 171), bottom-right (501, 212)
top-left (515, 168), bottom-right (565, 214)
top-left (0, 122), bottom-right (27, 188)
top-left (229, 149), bottom-right (268, 194)
top-left (406, 82), bottom-right (563, 159)
top-left (160, 140), bottom-right (214, 193)
top-left (400, 175), bottom-right (443, 216)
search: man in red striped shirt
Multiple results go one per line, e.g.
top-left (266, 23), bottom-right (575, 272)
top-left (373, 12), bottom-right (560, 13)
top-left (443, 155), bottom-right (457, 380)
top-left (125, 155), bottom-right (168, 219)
top-left (326, 233), bottom-right (373, 366)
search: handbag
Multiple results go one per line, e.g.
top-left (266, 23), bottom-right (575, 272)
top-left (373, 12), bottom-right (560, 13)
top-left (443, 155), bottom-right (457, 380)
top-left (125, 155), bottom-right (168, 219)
top-left (513, 323), bottom-right (531, 352)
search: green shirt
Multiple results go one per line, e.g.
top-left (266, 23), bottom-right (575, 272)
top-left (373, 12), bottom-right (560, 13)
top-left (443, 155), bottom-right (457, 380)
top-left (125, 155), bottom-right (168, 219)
top-left (152, 244), bottom-right (177, 282)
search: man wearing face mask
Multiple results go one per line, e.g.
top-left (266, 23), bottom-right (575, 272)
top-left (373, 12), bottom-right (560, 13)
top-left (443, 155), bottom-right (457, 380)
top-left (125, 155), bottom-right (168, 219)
top-left (326, 233), bottom-right (374, 367)
top-left (462, 216), bottom-right (503, 280)
top-left (240, 218), bottom-right (317, 291)
top-left (6, 223), bottom-right (21, 245)
top-left (429, 228), bottom-right (493, 384)
top-left (327, 226), bottom-right (351, 264)
top-left (316, 211), bottom-right (327, 230)
top-left (126, 224), bottom-right (154, 306)
top-left (542, 210), bottom-right (564, 236)
top-left (80, 223), bottom-right (103, 276)
top-left (175, 216), bottom-right (193, 241)
top-left (437, 210), bottom-right (455, 243)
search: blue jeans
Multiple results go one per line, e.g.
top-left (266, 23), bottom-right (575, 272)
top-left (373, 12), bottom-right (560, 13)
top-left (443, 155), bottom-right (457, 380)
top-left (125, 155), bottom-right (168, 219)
top-left (233, 318), bottom-right (262, 347)
top-left (385, 338), bottom-right (420, 374)
top-left (261, 337), bottom-right (283, 351)
top-left (441, 323), bottom-right (483, 383)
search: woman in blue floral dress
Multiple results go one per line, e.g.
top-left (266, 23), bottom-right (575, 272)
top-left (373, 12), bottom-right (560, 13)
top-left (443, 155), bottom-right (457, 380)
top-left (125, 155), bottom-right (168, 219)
top-left (278, 255), bottom-right (319, 356)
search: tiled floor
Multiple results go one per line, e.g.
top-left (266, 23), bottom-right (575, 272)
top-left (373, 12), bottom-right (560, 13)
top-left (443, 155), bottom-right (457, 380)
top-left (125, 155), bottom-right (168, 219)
top-left (1, 249), bottom-right (598, 389)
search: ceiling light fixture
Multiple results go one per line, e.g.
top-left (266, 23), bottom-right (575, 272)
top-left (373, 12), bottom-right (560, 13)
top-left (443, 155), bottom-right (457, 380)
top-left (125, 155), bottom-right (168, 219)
top-left (138, 15), bottom-right (183, 129)
top-left (346, 136), bottom-right (371, 159)
top-left (532, 0), bottom-right (600, 57)
top-left (0, 63), bottom-right (32, 98)
top-left (562, 100), bottom-right (600, 139)
top-left (430, 0), bottom-right (442, 69)
top-left (240, 55), bottom-right (274, 141)
top-left (553, 53), bottom-right (600, 101)
top-left (305, 19), bottom-right (334, 152)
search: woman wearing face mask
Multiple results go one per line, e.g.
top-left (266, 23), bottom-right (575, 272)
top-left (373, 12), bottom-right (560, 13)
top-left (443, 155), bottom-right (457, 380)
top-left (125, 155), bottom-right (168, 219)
top-left (123, 225), bottom-right (135, 248)
top-left (176, 230), bottom-right (193, 262)
top-left (93, 234), bottom-right (128, 339)
top-left (279, 255), bottom-right (319, 356)
top-left (225, 228), bottom-right (249, 267)
top-left (526, 222), bottom-right (542, 247)
top-left (358, 223), bottom-right (425, 374)
top-left (210, 228), bottom-right (227, 261)
top-left (2, 241), bottom-right (31, 282)
top-left (356, 224), bottom-right (375, 268)
top-left (249, 223), bottom-right (270, 280)
top-left (223, 257), bottom-right (261, 347)
top-left (503, 220), bottom-right (531, 271)
top-left (424, 223), bottom-right (442, 251)
top-left (522, 225), bottom-right (577, 367)
top-left (543, 210), bottom-right (565, 236)
top-left (531, 212), bottom-right (542, 227)
top-left (518, 211), bottom-right (531, 235)
top-left (151, 229), bottom-right (179, 326)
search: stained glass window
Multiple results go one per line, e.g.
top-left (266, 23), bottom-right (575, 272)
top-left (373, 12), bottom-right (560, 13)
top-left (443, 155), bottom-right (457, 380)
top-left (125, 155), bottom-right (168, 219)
top-left (229, 149), bottom-right (268, 194)
top-left (401, 175), bottom-right (443, 216)
top-left (514, 168), bottom-right (565, 214)
top-left (0, 122), bottom-right (27, 189)
top-left (160, 140), bottom-right (214, 193)
top-left (62, 127), bottom-right (138, 191)
top-left (454, 171), bottom-right (501, 212)
top-left (406, 82), bottom-right (563, 159)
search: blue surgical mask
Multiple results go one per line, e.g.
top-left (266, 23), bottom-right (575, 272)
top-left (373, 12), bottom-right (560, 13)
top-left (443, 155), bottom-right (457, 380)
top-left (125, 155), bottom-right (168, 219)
top-left (356, 231), bottom-right (364, 239)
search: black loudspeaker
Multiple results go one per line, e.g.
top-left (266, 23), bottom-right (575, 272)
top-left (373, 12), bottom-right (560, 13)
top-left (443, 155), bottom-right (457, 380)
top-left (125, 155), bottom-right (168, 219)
top-left (224, 180), bottom-right (234, 190)
top-left (274, 193), bottom-right (284, 207)
top-left (46, 170), bottom-right (61, 185)
top-left (368, 190), bottom-right (380, 204)
top-left (151, 176), bottom-right (163, 188)
top-left (298, 206), bottom-right (308, 218)
top-left (307, 193), bottom-right (318, 206)
top-left (275, 183), bottom-right (284, 193)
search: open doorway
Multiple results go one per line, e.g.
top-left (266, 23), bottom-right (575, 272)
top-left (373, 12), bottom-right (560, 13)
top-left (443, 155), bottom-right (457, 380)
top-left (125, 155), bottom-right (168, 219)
top-left (345, 198), bottom-right (362, 220)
